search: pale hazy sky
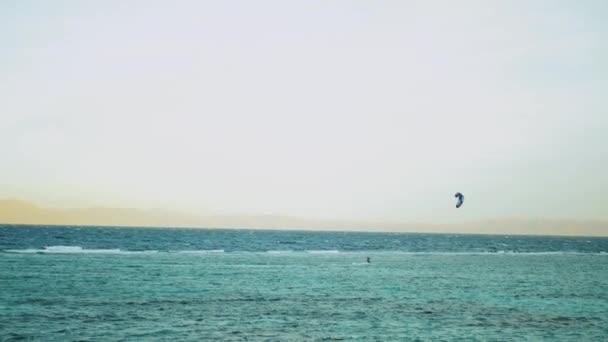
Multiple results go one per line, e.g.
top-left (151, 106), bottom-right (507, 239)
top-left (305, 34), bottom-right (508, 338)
top-left (1, 0), bottom-right (607, 223)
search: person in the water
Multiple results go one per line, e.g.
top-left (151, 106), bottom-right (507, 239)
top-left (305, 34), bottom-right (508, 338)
top-left (366, 256), bottom-right (371, 263)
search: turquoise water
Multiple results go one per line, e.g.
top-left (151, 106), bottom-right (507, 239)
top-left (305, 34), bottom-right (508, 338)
top-left (1, 225), bottom-right (608, 341)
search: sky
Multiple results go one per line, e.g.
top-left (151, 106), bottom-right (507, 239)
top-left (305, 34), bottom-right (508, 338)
top-left (1, 0), bottom-right (607, 224)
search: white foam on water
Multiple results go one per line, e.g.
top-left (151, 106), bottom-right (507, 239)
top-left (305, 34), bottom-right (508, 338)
top-left (49, 246), bottom-right (122, 254)
top-left (373, 251), bottom-right (608, 256)
top-left (174, 249), bottom-right (225, 254)
top-left (491, 251), bottom-right (607, 256)
top-left (4, 248), bottom-right (42, 254)
top-left (124, 250), bottom-right (160, 255)
top-left (3, 246), bottom-right (157, 255)
top-left (3, 247), bottom-right (606, 256)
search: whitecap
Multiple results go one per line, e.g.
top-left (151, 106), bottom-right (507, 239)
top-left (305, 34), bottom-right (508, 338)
top-left (174, 249), bottom-right (225, 254)
top-left (4, 245), bottom-right (156, 255)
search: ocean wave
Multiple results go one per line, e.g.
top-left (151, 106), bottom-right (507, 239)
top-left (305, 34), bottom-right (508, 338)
top-left (263, 250), bottom-right (607, 256)
top-left (3, 246), bottom-right (158, 255)
top-left (2, 246), bottom-right (606, 256)
top-left (272, 250), bottom-right (607, 256)
top-left (362, 251), bottom-right (608, 256)
top-left (174, 250), bottom-right (225, 254)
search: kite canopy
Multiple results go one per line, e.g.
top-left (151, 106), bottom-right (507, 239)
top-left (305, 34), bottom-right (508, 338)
top-left (454, 192), bottom-right (464, 208)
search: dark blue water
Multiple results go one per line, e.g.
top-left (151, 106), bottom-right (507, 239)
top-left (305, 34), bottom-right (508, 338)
top-left (2, 225), bottom-right (607, 254)
top-left (2, 225), bottom-right (608, 341)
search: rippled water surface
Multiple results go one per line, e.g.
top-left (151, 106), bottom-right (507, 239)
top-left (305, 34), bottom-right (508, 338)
top-left (1, 225), bottom-right (607, 341)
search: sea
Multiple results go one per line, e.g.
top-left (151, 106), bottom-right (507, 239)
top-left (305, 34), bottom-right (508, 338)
top-left (1, 225), bottom-right (607, 341)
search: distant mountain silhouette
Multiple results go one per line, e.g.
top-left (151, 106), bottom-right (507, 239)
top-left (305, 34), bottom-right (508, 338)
top-left (0, 199), bottom-right (606, 236)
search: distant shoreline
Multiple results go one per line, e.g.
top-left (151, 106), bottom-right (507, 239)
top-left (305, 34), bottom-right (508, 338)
top-left (1, 199), bottom-right (606, 237)
top-left (2, 222), bottom-right (607, 238)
